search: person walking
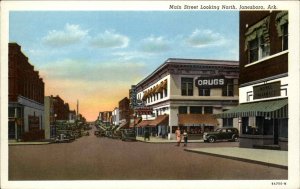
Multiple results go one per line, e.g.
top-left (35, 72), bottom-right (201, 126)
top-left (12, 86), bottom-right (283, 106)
top-left (175, 127), bottom-right (181, 146)
top-left (183, 129), bottom-right (188, 147)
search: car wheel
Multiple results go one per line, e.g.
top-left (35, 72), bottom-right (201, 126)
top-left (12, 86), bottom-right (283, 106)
top-left (232, 135), bottom-right (239, 142)
top-left (208, 137), bottom-right (216, 143)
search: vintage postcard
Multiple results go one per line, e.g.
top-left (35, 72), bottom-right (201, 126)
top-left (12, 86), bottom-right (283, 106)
top-left (0, 1), bottom-right (299, 189)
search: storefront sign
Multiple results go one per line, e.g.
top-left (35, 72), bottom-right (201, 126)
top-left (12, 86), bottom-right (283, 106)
top-left (253, 81), bottom-right (281, 99)
top-left (195, 76), bottom-right (226, 88)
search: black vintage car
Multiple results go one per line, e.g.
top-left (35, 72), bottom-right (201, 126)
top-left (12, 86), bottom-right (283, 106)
top-left (203, 127), bottom-right (239, 143)
top-left (121, 129), bottom-right (136, 141)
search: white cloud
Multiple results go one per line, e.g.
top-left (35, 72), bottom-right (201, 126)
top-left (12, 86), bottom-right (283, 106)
top-left (185, 29), bottom-right (226, 48)
top-left (42, 23), bottom-right (88, 47)
top-left (140, 36), bottom-right (171, 53)
top-left (90, 30), bottom-right (129, 49)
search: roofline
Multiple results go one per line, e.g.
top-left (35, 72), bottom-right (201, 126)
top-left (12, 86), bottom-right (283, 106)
top-left (136, 58), bottom-right (239, 88)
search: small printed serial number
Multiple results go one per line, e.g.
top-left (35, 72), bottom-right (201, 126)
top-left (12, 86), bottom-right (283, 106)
top-left (271, 182), bottom-right (287, 185)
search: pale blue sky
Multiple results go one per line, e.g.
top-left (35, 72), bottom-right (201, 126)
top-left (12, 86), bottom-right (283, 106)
top-left (9, 11), bottom-right (239, 120)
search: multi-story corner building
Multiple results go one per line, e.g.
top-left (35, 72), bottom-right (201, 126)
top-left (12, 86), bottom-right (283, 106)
top-left (135, 58), bottom-right (239, 139)
top-left (8, 43), bottom-right (45, 141)
top-left (220, 11), bottom-right (288, 150)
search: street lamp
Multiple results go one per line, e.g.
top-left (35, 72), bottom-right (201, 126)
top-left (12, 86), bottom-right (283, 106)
top-left (54, 113), bottom-right (57, 138)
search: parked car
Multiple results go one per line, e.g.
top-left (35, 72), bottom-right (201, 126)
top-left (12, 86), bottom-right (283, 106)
top-left (203, 127), bottom-right (239, 143)
top-left (121, 129), bottom-right (136, 141)
top-left (55, 133), bottom-right (71, 143)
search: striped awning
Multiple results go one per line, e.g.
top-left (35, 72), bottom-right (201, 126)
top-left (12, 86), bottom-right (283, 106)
top-left (218, 98), bottom-right (288, 118)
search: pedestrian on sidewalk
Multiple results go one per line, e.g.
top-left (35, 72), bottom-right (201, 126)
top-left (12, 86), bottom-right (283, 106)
top-left (183, 129), bottom-right (188, 147)
top-left (175, 127), bottom-right (181, 146)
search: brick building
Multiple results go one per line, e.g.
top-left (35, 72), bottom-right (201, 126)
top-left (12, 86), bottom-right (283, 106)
top-left (8, 43), bottom-right (45, 141)
top-left (220, 11), bottom-right (288, 150)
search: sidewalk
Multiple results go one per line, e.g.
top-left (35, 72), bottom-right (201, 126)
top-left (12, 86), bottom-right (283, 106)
top-left (136, 136), bottom-right (203, 143)
top-left (136, 137), bottom-right (287, 169)
top-left (185, 147), bottom-right (288, 169)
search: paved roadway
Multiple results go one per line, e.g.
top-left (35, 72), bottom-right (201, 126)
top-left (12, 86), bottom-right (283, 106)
top-left (9, 128), bottom-right (287, 180)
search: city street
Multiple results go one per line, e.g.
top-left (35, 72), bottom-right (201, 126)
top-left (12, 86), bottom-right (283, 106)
top-left (9, 128), bottom-right (288, 180)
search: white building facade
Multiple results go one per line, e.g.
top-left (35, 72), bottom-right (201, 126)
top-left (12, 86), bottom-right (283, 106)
top-left (135, 58), bottom-right (239, 140)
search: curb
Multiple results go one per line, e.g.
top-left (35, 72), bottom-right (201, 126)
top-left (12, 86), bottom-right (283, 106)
top-left (184, 148), bottom-right (288, 170)
top-left (9, 142), bottom-right (51, 145)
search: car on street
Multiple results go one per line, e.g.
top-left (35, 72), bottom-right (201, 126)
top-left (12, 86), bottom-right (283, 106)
top-left (203, 127), bottom-right (239, 143)
top-left (121, 129), bottom-right (136, 141)
top-left (55, 133), bottom-right (71, 143)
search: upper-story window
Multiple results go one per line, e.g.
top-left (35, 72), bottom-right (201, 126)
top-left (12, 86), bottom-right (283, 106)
top-left (245, 16), bottom-right (270, 64)
top-left (249, 36), bottom-right (270, 63)
top-left (282, 23), bottom-right (288, 51)
top-left (181, 77), bottom-right (193, 96)
top-left (198, 88), bottom-right (210, 96)
top-left (275, 11), bottom-right (288, 51)
top-left (222, 79), bottom-right (234, 96)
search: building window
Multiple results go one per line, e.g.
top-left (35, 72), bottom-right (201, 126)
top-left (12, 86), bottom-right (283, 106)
top-left (222, 79), bottom-right (234, 96)
top-left (164, 88), bottom-right (168, 98)
top-left (181, 78), bottom-right (193, 96)
top-left (190, 106), bottom-right (202, 114)
top-left (198, 88), bottom-right (210, 96)
top-left (223, 118), bottom-right (233, 127)
top-left (178, 106), bottom-right (188, 114)
top-left (282, 23), bottom-right (288, 51)
top-left (204, 106), bottom-right (213, 114)
top-left (248, 36), bottom-right (270, 63)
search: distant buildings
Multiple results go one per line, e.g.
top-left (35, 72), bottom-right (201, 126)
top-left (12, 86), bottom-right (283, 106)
top-left (8, 43), bottom-right (45, 141)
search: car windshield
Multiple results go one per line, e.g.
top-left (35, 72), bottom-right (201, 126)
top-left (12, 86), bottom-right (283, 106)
top-left (215, 128), bottom-right (222, 132)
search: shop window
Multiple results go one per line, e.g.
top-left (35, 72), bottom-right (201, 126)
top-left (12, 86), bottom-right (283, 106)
top-left (178, 106), bottom-right (188, 114)
top-left (241, 117), bottom-right (249, 134)
top-left (190, 106), bottom-right (202, 114)
top-left (282, 23), bottom-right (288, 51)
top-left (279, 118), bottom-right (288, 138)
top-left (181, 78), bottom-right (193, 96)
top-left (223, 118), bottom-right (233, 127)
top-left (198, 88), bottom-right (210, 96)
top-left (222, 79), bottom-right (234, 96)
top-left (204, 106), bottom-right (213, 114)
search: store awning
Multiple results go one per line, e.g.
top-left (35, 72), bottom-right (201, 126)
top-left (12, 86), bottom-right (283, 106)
top-left (148, 115), bottom-right (169, 127)
top-left (218, 98), bottom-right (288, 118)
top-left (136, 120), bottom-right (153, 128)
top-left (178, 114), bottom-right (218, 126)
